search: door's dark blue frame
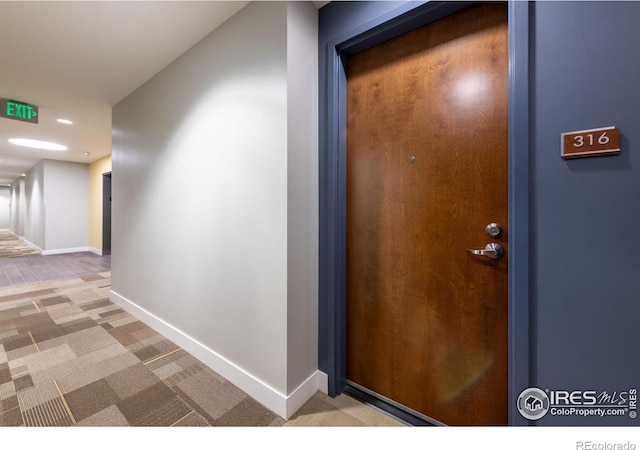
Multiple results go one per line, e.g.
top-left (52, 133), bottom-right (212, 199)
top-left (318, 1), bottom-right (531, 426)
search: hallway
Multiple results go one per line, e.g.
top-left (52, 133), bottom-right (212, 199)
top-left (0, 252), bottom-right (111, 288)
top-left (0, 253), bottom-right (403, 428)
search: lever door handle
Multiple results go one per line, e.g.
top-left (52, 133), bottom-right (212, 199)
top-left (466, 243), bottom-right (504, 260)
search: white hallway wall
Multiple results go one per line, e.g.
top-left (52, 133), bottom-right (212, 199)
top-left (25, 161), bottom-right (45, 249)
top-left (22, 160), bottom-right (89, 253)
top-left (0, 187), bottom-right (10, 229)
top-left (111, 2), bottom-right (319, 418)
top-left (43, 160), bottom-right (89, 253)
top-left (10, 177), bottom-right (26, 236)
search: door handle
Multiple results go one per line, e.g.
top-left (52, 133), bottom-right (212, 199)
top-left (466, 243), bottom-right (504, 260)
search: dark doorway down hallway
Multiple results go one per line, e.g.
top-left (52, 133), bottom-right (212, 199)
top-left (102, 173), bottom-right (112, 256)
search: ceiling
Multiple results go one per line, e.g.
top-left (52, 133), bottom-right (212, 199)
top-left (0, 1), bottom-right (255, 185)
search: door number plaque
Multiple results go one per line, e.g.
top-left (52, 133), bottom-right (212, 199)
top-left (561, 126), bottom-right (620, 159)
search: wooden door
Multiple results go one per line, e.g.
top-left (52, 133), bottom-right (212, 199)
top-left (346, 3), bottom-right (509, 426)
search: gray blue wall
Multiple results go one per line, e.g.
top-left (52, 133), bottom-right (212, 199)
top-left (532, 1), bottom-right (640, 426)
top-left (319, 1), bottom-right (640, 426)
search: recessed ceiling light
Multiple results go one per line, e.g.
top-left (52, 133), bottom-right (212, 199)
top-left (57, 119), bottom-right (73, 125)
top-left (8, 138), bottom-right (68, 151)
top-left (21, 174), bottom-right (26, 177)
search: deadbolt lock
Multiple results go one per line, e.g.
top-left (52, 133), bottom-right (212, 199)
top-left (485, 223), bottom-right (502, 238)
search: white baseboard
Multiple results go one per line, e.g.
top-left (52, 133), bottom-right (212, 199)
top-left (317, 370), bottom-right (329, 394)
top-left (109, 289), bottom-right (323, 419)
top-left (22, 239), bottom-right (43, 253)
top-left (88, 247), bottom-right (103, 256)
top-left (284, 370), bottom-right (327, 418)
top-left (42, 246), bottom-right (90, 256)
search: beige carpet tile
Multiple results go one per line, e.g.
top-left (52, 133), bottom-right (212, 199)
top-left (59, 317), bottom-right (97, 335)
top-left (212, 397), bottom-right (283, 427)
top-left (135, 340), bottom-right (180, 364)
top-left (53, 351), bottom-right (139, 395)
top-left (5, 311), bottom-right (56, 335)
top-left (13, 373), bottom-right (34, 391)
top-left (104, 362), bottom-right (160, 400)
top-left (0, 363), bottom-right (10, 384)
top-left (46, 306), bottom-right (87, 326)
top-left (0, 273), bottom-right (405, 427)
top-left (0, 289), bottom-right (57, 304)
top-left (6, 342), bottom-right (38, 360)
top-left (2, 334), bottom-right (33, 353)
top-left (107, 315), bottom-right (140, 328)
top-left (0, 404), bottom-right (23, 426)
top-left (75, 344), bottom-right (135, 374)
top-left (0, 304), bottom-right (36, 322)
top-left (79, 274), bottom-right (105, 282)
top-left (29, 324), bottom-right (67, 344)
top-left (150, 360), bottom-right (183, 381)
top-left (130, 330), bottom-right (167, 349)
top-left (63, 343), bottom-right (129, 376)
top-left (1, 392), bottom-right (19, 412)
top-left (133, 395), bottom-right (193, 427)
top-left (145, 347), bottom-right (188, 373)
top-left (170, 383), bottom-right (216, 424)
top-left (117, 381), bottom-right (191, 426)
top-left (38, 296), bottom-right (71, 308)
top-left (98, 308), bottom-right (127, 320)
top-left (22, 396), bottom-right (73, 426)
top-left (171, 409), bottom-right (211, 427)
top-left (146, 351), bottom-right (210, 388)
top-left (171, 367), bottom-right (247, 421)
top-left (79, 298), bottom-right (112, 312)
top-left (18, 343), bottom-right (77, 374)
top-left (35, 327), bottom-right (84, 353)
top-left (106, 324), bottom-right (142, 348)
top-left (9, 364), bottom-right (27, 378)
top-left (0, 231), bottom-right (41, 258)
top-left (65, 378), bottom-right (121, 423)
top-left (75, 404), bottom-right (129, 427)
top-left (0, 379), bottom-right (16, 402)
top-left (17, 380), bottom-right (60, 410)
top-left (64, 326), bottom-right (120, 356)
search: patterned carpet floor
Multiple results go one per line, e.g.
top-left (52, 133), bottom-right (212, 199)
top-left (0, 272), bottom-right (403, 427)
top-left (0, 230), bottom-right (40, 259)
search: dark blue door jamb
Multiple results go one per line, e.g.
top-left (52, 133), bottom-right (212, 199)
top-left (318, 1), bottom-right (531, 426)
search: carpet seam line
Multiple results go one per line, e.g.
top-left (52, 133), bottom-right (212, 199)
top-left (0, 405), bottom-right (20, 416)
top-left (53, 379), bottom-right (76, 425)
top-left (143, 347), bottom-right (183, 365)
top-left (170, 409), bottom-right (196, 426)
top-left (28, 331), bottom-right (40, 352)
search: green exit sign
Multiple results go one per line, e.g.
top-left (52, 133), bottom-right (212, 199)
top-left (0, 98), bottom-right (38, 124)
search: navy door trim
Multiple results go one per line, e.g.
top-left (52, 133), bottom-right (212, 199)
top-left (318, 1), bottom-right (531, 426)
